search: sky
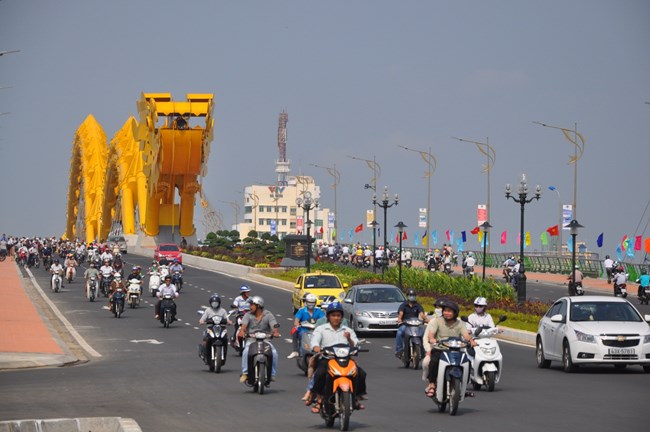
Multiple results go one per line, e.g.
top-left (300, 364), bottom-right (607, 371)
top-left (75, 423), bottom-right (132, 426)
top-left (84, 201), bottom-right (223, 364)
top-left (1, 0), bottom-right (649, 260)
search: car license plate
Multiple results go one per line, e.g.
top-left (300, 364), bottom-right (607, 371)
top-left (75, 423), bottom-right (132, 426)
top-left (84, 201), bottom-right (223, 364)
top-left (608, 348), bottom-right (634, 355)
top-left (378, 320), bottom-right (394, 325)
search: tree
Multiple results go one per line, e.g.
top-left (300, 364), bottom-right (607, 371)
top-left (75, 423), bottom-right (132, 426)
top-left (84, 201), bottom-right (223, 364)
top-left (247, 230), bottom-right (259, 239)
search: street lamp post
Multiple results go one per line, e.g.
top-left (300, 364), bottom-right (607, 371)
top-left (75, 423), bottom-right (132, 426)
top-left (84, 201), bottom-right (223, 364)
top-left (548, 186), bottom-right (563, 254)
top-left (395, 221), bottom-right (407, 288)
top-left (480, 221), bottom-right (492, 281)
top-left (452, 136), bottom-right (496, 252)
top-left (246, 192), bottom-right (259, 232)
top-left (567, 219), bottom-right (584, 296)
top-left (370, 220), bottom-right (379, 274)
top-left (310, 163), bottom-right (340, 243)
top-left (296, 191), bottom-right (319, 272)
top-left (373, 187), bottom-right (399, 275)
top-left (505, 174), bottom-right (542, 303)
top-left (348, 155), bottom-right (381, 231)
top-left (533, 121), bottom-right (585, 220)
top-left (398, 145), bottom-right (436, 247)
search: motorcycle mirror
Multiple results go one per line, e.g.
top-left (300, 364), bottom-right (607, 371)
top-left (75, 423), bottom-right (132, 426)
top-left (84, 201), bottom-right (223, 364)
top-left (460, 315), bottom-right (469, 323)
top-left (196, 309), bottom-right (205, 316)
top-left (498, 315), bottom-right (508, 324)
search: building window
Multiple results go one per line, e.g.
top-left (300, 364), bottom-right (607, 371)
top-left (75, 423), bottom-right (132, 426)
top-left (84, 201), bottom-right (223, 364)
top-left (290, 208), bottom-right (297, 216)
top-left (258, 219), bottom-right (264, 226)
top-left (244, 218), bottom-right (252, 223)
top-left (268, 206), bottom-right (274, 212)
top-left (244, 206), bottom-right (252, 213)
top-left (290, 222), bottom-right (296, 228)
top-left (266, 219), bottom-right (273, 225)
top-left (315, 220), bottom-right (323, 227)
top-left (281, 206), bottom-right (287, 213)
top-left (281, 219), bottom-right (287, 226)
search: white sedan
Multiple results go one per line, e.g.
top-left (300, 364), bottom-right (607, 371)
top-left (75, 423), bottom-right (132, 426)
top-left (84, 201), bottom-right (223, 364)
top-left (536, 295), bottom-right (650, 373)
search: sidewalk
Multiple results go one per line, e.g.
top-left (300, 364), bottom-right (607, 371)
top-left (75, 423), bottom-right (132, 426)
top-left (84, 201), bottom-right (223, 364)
top-left (0, 259), bottom-right (79, 370)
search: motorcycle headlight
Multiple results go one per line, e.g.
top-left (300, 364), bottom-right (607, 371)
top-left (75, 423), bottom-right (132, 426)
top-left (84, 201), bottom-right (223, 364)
top-left (479, 346), bottom-right (497, 356)
top-left (574, 329), bottom-right (596, 344)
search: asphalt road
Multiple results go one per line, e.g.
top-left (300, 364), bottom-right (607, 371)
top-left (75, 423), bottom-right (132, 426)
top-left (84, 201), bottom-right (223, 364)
top-left (0, 255), bottom-right (647, 431)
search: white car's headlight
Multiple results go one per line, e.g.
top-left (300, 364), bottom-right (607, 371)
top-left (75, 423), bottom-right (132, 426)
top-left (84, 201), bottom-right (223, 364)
top-left (355, 310), bottom-right (372, 318)
top-left (574, 329), bottom-right (596, 344)
top-left (643, 334), bottom-right (650, 344)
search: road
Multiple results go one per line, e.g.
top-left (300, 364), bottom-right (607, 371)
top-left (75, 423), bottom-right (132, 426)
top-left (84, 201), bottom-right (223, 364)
top-left (0, 255), bottom-right (647, 431)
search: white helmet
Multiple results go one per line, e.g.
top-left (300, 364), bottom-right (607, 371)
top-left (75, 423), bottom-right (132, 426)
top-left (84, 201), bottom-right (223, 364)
top-left (304, 293), bottom-right (317, 308)
top-left (473, 296), bottom-right (487, 307)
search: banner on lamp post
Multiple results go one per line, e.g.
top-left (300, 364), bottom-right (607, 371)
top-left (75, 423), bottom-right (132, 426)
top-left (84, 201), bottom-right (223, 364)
top-left (270, 220), bottom-right (277, 236)
top-left (328, 212), bottom-right (335, 228)
top-left (562, 205), bottom-right (573, 230)
top-left (477, 204), bottom-right (487, 226)
top-left (296, 216), bottom-right (303, 234)
top-left (366, 209), bottom-right (374, 227)
top-left (418, 208), bottom-right (427, 228)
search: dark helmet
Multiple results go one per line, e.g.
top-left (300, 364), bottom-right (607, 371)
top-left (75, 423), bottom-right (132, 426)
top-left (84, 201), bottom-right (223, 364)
top-left (442, 300), bottom-right (459, 319)
top-left (326, 301), bottom-right (344, 316)
top-left (434, 297), bottom-right (448, 308)
top-left (209, 294), bottom-right (221, 309)
top-left (642, 268), bottom-right (648, 275)
top-left (605, 255), bottom-right (610, 259)
top-left (406, 288), bottom-right (417, 302)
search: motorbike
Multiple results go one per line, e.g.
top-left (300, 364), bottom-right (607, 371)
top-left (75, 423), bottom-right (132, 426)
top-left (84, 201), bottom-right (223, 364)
top-left (614, 280), bottom-right (628, 298)
top-left (317, 343), bottom-right (365, 431)
top-left (65, 265), bottom-right (76, 283)
top-left (568, 280), bottom-right (584, 296)
top-left (503, 267), bottom-right (513, 283)
top-left (87, 276), bottom-right (98, 302)
top-left (638, 284), bottom-right (650, 305)
top-left (0, 249), bottom-right (6, 262)
top-left (403, 258), bottom-right (412, 268)
top-left (295, 318), bottom-right (318, 376)
top-left (127, 278), bottom-right (142, 309)
top-left (197, 311), bottom-right (229, 373)
top-left (159, 264), bottom-right (170, 280)
top-left (426, 256), bottom-right (439, 272)
top-left (400, 318), bottom-right (425, 369)
top-left (32, 253), bottom-right (40, 269)
top-left (149, 271), bottom-right (161, 297)
top-left (172, 271), bottom-right (183, 292)
top-left (464, 316), bottom-right (507, 392)
top-left (443, 262), bottom-right (453, 275)
top-left (243, 331), bottom-right (276, 394)
top-left (159, 294), bottom-right (176, 328)
top-left (100, 275), bottom-right (113, 297)
top-left (229, 309), bottom-right (248, 356)
top-left (111, 286), bottom-right (125, 318)
top-left (430, 337), bottom-right (471, 416)
top-left (42, 254), bottom-right (52, 268)
top-left (463, 265), bottom-right (474, 280)
top-left (51, 270), bottom-right (63, 293)
top-left (113, 257), bottom-right (123, 277)
top-left (340, 254), bottom-right (350, 266)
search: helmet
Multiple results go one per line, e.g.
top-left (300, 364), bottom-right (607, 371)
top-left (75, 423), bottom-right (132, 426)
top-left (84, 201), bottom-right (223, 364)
top-left (89, 262), bottom-right (95, 267)
top-left (434, 249), bottom-right (439, 253)
top-left (441, 300), bottom-right (459, 318)
top-left (642, 268), bottom-right (648, 275)
top-left (606, 255), bottom-right (610, 259)
top-left (406, 288), bottom-right (417, 302)
top-left (250, 296), bottom-right (264, 308)
top-left (240, 285), bottom-right (251, 293)
top-left (326, 301), bottom-right (344, 316)
top-left (114, 273), bottom-right (122, 280)
top-left (473, 297), bottom-right (488, 307)
top-left (173, 258), bottom-right (179, 263)
top-left (209, 294), bottom-right (221, 309)
top-left (132, 266), bottom-right (138, 271)
top-left (574, 265), bottom-right (579, 269)
top-left (434, 298), bottom-right (447, 308)
top-left (304, 293), bottom-right (317, 308)
top-left (152, 260), bottom-right (158, 265)
top-left (618, 265), bottom-right (624, 272)
top-left (468, 252), bottom-right (473, 257)
top-left (54, 259), bottom-right (59, 264)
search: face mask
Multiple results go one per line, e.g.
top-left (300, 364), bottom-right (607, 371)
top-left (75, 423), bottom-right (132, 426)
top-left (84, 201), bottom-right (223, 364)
top-left (306, 302), bottom-right (315, 310)
top-left (408, 296), bottom-right (416, 302)
top-left (211, 301), bottom-right (220, 309)
top-left (475, 306), bottom-right (485, 314)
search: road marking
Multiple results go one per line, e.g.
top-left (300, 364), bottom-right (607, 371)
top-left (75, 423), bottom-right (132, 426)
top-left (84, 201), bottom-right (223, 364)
top-left (185, 322), bottom-right (191, 326)
top-left (284, 338), bottom-right (293, 343)
top-left (193, 327), bottom-right (200, 330)
top-left (130, 339), bottom-right (164, 345)
top-left (382, 346), bottom-right (391, 349)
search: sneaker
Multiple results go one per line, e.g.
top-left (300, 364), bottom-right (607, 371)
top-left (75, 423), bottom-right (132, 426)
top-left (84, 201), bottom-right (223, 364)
top-left (271, 376), bottom-right (276, 382)
top-left (154, 315), bottom-right (160, 320)
top-left (239, 374), bottom-right (248, 383)
top-left (395, 351), bottom-right (403, 359)
top-left (287, 351), bottom-right (299, 359)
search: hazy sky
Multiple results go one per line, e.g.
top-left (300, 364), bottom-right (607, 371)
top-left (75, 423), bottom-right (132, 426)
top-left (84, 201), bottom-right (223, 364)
top-left (1, 0), bottom-right (649, 258)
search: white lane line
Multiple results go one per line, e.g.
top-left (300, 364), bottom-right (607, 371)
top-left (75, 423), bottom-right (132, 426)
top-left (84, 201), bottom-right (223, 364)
top-left (185, 322), bottom-right (191, 326)
top-left (193, 327), bottom-right (200, 330)
top-left (284, 338), bottom-right (292, 343)
top-left (382, 346), bottom-right (391, 349)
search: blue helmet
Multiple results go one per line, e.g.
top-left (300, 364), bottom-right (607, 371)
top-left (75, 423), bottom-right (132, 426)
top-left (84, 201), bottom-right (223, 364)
top-left (240, 285), bottom-right (251, 293)
top-left (326, 301), bottom-right (344, 316)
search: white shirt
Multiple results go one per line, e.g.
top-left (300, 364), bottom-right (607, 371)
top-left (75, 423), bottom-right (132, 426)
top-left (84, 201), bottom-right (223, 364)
top-left (50, 264), bottom-right (63, 274)
top-left (342, 246), bottom-right (349, 255)
top-left (157, 283), bottom-right (178, 298)
top-left (100, 265), bottom-right (114, 277)
top-left (604, 258), bottom-right (614, 269)
top-left (464, 256), bottom-right (476, 267)
top-left (311, 323), bottom-right (358, 350)
top-left (614, 272), bottom-right (627, 285)
top-left (467, 312), bottom-right (495, 329)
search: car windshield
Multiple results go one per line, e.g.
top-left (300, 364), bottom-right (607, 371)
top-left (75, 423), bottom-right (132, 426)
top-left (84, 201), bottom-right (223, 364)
top-left (108, 237), bottom-right (125, 242)
top-left (160, 245), bottom-right (180, 252)
top-left (304, 275), bottom-right (342, 289)
top-left (570, 301), bottom-right (642, 322)
top-left (355, 287), bottom-right (405, 304)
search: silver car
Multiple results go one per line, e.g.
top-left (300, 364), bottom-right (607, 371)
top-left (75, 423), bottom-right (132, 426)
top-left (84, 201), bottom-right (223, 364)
top-left (342, 284), bottom-right (406, 334)
top-left (107, 235), bottom-right (128, 254)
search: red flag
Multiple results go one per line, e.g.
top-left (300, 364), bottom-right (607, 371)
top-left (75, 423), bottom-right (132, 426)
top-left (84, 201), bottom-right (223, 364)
top-left (320, 226), bottom-right (324, 234)
top-left (500, 230), bottom-right (507, 244)
top-left (396, 233), bottom-right (400, 243)
top-left (402, 231), bottom-right (408, 241)
top-left (445, 230), bottom-right (450, 242)
top-left (354, 223), bottom-right (363, 233)
top-left (645, 238), bottom-right (650, 253)
top-left (470, 226), bottom-right (480, 235)
top-left (635, 235), bottom-right (642, 251)
top-left (546, 225), bottom-right (559, 236)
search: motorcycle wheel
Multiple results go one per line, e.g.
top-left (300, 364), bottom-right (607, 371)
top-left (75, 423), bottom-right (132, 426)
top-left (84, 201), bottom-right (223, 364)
top-left (54, 281), bottom-right (60, 293)
top-left (164, 311), bottom-right (171, 328)
top-left (448, 377), bottom-right (461, 416)
top-left (257, 363), bottom-right (266, 395)
top-left (472, 382), bottom-right (481, 391)
top-left (339, 391), bottom-right (351, 431)
top-left (214, 346), bottom-right (223, 374)
top-left (568, 283), bottom-right (576, 296)
top-left (411, 346), bottom-right (421, 370)
top-left (485, 371), bottom-right (496, 392)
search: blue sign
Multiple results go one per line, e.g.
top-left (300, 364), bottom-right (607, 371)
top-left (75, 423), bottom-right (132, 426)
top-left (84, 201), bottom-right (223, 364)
top-left (270, 220), bottom-right (277, 236)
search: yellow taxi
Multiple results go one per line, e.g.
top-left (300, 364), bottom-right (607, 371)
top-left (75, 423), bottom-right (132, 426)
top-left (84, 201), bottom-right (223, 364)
top-left (292, 272), bottom-right (348, 313)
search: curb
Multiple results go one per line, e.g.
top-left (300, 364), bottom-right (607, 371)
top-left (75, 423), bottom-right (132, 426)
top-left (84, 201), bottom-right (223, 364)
top-left (0, 417), bottom-right (142, 432)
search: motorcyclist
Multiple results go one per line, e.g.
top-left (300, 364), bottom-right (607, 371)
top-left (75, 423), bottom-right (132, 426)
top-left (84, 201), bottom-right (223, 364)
top-left (309, 302), bottom-right (367, 413)
top-left (613, 265), bottom-right (628, 296)
top-left (238, 296), bottom-right (280, 383)
top-left (155, 275), bottom-right (178, 320)
top-left (637, 268), bottom-right (650, 298)
top-left (169, 258), bottom-right (183, 275)
top-left (64, 253), bottom-right (78, 280)
top-left (354, 245), bottom-right (363, 265)
top-left (49, 259), bottom-right (64, 288)
top-left (100, 249), bottom-right (113, 264)
top-left (108, 273), bottom-right (126, 312)
top-left (28, 244), bottom-right (39, 267)
top-left (288, 293), bottom-right (325, 359)
top-left (463, 252), bottom-right (476, 275)
top-left (568, 265), bottom-right (584, 286)
top-left (423, 299), bottom-right (476, 397)
top-left (232, 285), bottom-right (252, 311)
top-left (83, 262), bottom-right (100, 298)
top-left (467, 297), bottom-right (495, 329)
top-left (395, 288), bottom-right (428, 359)
top-left (603, 255), bottom-right (614, 284)
top-left (199, 294), bottom-right (230, 360)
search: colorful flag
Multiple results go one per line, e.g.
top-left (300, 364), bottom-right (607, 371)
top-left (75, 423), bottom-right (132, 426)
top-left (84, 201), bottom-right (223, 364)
top-left (616, 244), bottom-right (623, 261)
top-left (567, 236), bottom-right (573, 253)
top-left (470, 226), bottom-right (480, 235)
top-left (445, 230), bottom-right (450, 242)
top-left (414, 234), bottom-right (419, 246)
top-left (349, 229), bottom-right (353, 241)
top-left (645, 237), bottom-right (650, 253)
top-left (540, 232), bottom-right (548, 246)
top-left (354, 223), bottom-right (363, 233)
top-left (449, 230), bottom-right (454, 244)
top-left (461, 231), bottom-right (467, 242)
top-left (517, 232), bottom-right (521, 245)
top-left (621, 235), bottom-right (628, 251)
top-left (547, 225), bottom-right (559, 236)
top-left (477, 231), bottom-right (484, 244)
top-left (481, 233), bottom-right (488, 248)
top-left (500, 230), bottom-right (507, 244)
top-left (320, 226), bottom-right (324, 234)
top-left (597, 233), bottom-right (603, 248)
top-left (402, 231), bottom-right (408, 241)
top-left (635, 235), bottom-right (642, 251)
top-left (422, 230), bottom-right (428, 246)
top-left (456, 238), bottom-right (464, 252)
top-left (627, 246), bottom-right (635, 258)
top-left (525, 231), bottom-right (531, 247)
top-left (395, 232), bottom-right (400, 243)
top-left (432, 230), bottom-right (438, 245)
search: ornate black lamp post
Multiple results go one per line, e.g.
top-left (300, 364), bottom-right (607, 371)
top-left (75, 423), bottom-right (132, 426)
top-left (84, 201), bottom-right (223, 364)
top-left (296, 191), bottom-right (319, 272)
top-left (480, 221), bottom-right (492, 281)
top-left (505, 174), bottom-right (541, 303)
top-left (370, 220), bottom-right (379, 273)
top-left (395, 221), bottom-right (407, 288)
top-left (567, 219), bottom-right (584, 295)
top-left (373, 187), bottom-right (398, 275)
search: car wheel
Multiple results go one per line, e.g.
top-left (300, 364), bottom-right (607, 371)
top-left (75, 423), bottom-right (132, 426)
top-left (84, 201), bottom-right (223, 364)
top-left (562, 340), bottom-right (577, 373)
top-left (643, 365), bottom-right (650, 373)
top-left (536, 337), bottom-right (551, 369)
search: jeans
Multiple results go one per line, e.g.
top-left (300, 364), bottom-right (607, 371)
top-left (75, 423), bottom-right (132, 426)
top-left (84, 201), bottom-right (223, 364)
top-left (395, 324), bottom-right (407, 353)
top-left (242, 339), bottom-right (278, 377)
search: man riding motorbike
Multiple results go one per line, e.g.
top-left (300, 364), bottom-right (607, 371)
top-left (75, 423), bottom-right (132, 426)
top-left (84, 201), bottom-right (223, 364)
top-left (237, 296), bottom-right (280, 384)
top-left (232, 285), bottom-right (252, 311)
top-left (83, 262), bottom-right (100, 298)
top-left (155, 275), bottom-right (179, 320)
top-left (395, 288), bottom-right (428, 359)
top-left (288, 293), bottom-right (325, 359)
top-left (108, 273), bottom-right (126, 312)
top-left (49, 259), bottom-right (64, 288)
top-left (199, 294), bottom-right (230, 360)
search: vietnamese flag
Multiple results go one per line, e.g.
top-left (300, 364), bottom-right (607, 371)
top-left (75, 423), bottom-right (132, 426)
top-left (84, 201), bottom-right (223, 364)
top-left (470, 226), bottom-right (480, 235)
top-left (354, 223), bottom-right (363, 233)
top-left (634, 235), bottom-right (642, 251)
top-left (547, 225), bottom-right (559, 237)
